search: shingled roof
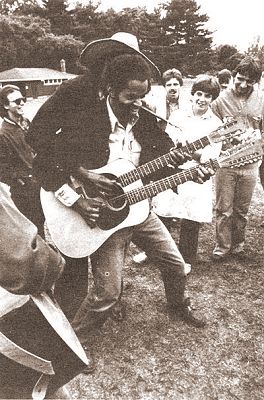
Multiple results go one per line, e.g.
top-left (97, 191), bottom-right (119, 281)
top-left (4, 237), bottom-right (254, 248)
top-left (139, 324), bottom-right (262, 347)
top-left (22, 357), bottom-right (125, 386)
top-left (0, 68), bottom-right (77, 82)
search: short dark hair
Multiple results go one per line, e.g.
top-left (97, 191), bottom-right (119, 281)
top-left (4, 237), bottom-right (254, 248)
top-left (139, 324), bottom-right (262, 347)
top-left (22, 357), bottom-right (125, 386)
top-left (0, 84), bottom-right (22, 118)
top-left (191, 75), bottom-right (220, 100)
top-left (232, 57), bottom-right (262, 83)
top-left (100, 54), bottom-right (152, 96)
top-left (162, 68), bottom-right (183, 86)
top-left (217, 69), bottom-right (232, 85)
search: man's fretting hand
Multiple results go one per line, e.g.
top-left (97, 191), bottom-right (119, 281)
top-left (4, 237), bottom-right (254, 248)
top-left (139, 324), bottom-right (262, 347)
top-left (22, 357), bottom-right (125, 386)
top-left (169, 143), bottom-right (192, 167)
top-left (195, 163), bottom-right (215, 184)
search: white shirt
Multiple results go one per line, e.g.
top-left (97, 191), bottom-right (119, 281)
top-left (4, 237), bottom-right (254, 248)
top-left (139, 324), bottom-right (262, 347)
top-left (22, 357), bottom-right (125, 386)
top-left (152, 105), bottom-right (222, 222)
top-left (106, 97), bottom-right (142, 167)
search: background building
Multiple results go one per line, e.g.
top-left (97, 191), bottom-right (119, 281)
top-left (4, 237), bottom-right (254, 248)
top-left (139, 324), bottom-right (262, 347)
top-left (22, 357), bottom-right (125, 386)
top-left (0, 67), bottom-right (76, 98)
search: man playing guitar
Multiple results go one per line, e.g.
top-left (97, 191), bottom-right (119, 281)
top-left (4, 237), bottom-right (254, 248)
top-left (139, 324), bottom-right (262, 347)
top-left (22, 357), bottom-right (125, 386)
top-left (28, 33), bottom-right (214, 368)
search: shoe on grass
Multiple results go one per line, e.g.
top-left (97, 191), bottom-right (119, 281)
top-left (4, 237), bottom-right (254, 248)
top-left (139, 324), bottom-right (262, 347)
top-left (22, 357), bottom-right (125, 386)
top-left (109, 301), bottom-right (126, 322)
top-left (167, 298), bottom-right (206, 328)
top-left (82, 346), bottom-right (96, 374)
top-left (211, 253), bottom-right (229, 262)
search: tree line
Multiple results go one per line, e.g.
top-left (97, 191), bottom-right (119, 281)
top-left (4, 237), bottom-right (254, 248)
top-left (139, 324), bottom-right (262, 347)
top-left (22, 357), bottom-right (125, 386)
top-left (0, 0), bottom-right (263, 76)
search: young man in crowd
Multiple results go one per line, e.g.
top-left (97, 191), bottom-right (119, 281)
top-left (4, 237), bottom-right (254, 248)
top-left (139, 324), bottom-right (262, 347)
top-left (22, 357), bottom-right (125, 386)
top-left (212, 57), bottom-right (264, 261)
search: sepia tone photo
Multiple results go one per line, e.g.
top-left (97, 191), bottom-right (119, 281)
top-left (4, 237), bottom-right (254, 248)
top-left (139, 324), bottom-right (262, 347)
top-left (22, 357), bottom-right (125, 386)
top-left (0, 1), bottom-right (264, 399)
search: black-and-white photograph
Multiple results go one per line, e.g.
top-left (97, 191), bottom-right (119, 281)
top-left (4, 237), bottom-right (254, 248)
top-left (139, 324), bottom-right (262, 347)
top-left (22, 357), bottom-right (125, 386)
top-left (0, 0), bottom-right (264, 399)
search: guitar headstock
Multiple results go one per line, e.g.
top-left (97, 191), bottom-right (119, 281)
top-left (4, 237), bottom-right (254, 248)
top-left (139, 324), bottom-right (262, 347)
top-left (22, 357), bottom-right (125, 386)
top-left (209, 119), bottom-right (246, 144)
top-left (218, 139), bottom-right (263, 168)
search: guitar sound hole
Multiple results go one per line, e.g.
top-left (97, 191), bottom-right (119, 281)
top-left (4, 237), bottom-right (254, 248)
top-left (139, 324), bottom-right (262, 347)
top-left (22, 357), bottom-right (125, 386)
top-left (98, 183), bottom-right (129, 230)
top-left (107, 195), bottom-right (127, 210)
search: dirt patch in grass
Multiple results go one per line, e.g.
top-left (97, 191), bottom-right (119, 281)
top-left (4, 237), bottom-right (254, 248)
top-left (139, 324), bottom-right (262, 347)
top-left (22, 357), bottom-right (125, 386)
top-left (67, 180), bottom-right (264, 400)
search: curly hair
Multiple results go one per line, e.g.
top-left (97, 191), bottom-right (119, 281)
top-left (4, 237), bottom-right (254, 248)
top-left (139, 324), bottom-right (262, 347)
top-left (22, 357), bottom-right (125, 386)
top-left (99, 54), bottom-right (152, 97)
top-left (232, 57), bottom-right (262, 83)
top-left (191, 75), bottom-right (220, 101)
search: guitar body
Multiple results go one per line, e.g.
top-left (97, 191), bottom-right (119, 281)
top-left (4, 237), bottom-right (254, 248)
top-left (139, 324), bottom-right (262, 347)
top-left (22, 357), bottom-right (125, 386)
top-left (41, 159), bottom-right (150, 258)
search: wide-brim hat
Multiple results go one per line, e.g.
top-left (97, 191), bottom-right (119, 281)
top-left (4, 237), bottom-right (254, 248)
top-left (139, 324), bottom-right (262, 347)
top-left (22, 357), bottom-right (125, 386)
top-left (80, 32), bottom-right (160, 78)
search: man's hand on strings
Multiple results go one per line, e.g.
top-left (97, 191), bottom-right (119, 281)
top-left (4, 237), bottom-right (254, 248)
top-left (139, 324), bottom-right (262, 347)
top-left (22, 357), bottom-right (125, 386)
top-left (73, 196), bottom-right (106, 228)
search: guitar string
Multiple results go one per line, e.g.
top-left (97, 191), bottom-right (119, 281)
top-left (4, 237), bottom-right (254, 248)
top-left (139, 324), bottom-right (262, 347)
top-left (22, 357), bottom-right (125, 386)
top-left (118, 120), bottom-right (241, 186)
top-left (109, 147), bottom-right (261, 206)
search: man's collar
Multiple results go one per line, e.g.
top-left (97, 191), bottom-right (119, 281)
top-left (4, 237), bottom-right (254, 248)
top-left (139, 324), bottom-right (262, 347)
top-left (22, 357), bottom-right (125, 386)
top-left (106, 96), bottom-right (139, 131)
top-left (106, 96), bottom-right (120, 132)
top-left (4, 116), bottom-right (29, 130)
top-left (3, 116), bottom-right (16, 126)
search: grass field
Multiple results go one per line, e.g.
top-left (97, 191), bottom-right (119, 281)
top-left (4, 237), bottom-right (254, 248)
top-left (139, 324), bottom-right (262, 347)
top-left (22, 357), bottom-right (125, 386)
top-left (67, 179), bottom-right (264, 400)
top-left (24, 83), bottom-right (264, 400)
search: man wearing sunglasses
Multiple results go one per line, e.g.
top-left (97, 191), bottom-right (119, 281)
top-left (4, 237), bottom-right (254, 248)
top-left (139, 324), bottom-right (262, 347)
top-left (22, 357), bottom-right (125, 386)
top-left (0, 85), bottom-right (45, 233)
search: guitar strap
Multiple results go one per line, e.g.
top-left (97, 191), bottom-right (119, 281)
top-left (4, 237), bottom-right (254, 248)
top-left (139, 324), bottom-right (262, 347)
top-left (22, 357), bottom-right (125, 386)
top-left (0, 331), bottom-right (55, 375)
top-left (0, 288), bottom-right (88, 399)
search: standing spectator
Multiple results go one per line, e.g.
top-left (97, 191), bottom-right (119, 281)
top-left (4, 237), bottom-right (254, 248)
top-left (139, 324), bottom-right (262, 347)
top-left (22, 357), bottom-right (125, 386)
top-left (153, 75), bottom-right (222, 267)
top-left (159, 68), bottom-right (183, 118)
top-left (211, 57), bottom-right (264, 261)
top-left (133, 68), bottom-right (183, 264)
top-left (0, 85), bottom-right (44, 232)
top-left (217, 69), bottom-right (233, 91)
top-left (144, 68), bottom-right (183, 131)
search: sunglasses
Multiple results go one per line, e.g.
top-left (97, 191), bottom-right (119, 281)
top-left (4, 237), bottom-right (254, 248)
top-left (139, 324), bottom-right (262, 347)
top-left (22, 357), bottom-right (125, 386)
top-left (11, 97), bottom-right (27, 105)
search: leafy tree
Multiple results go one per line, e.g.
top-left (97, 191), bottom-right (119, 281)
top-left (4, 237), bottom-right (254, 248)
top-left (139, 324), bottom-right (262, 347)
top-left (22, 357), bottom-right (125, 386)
top-left (155, 0), bottom-right (214, 74)
top-left (0, 0), bottom-right (37, 14)
top-left (247, 36), bottom-right (264, 70)
top-left (33, 33), bottom-right (84, 73)
top-left (41, 0), bottom-right (73, 35)
top-left (0, 15), bottom-right (50, 71)
top-left (70, 2), bottom-right (112, 43)
top-left (0, 14), bottom-right (84, 72)
top-left (2, 0), bottom-right (221, 76)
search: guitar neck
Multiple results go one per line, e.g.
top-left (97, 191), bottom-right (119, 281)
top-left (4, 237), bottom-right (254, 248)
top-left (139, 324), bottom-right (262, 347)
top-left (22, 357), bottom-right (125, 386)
top-left (122, 159), bottom-right (219, 205)
top-left (117, 136), bottom-right (211, 186)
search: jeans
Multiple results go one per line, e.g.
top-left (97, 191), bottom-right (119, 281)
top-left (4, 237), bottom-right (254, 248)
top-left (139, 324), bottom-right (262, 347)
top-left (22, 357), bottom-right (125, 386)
top-left (259, 158), bottom-right (264, 189)
top-left (178, 219), bottom-right (201, 265)
top-left (54, 255), bottom-right (88, 321)
top-left (72, 211), bottom-right (187, 344)
top-left (213, 166), bottom-right (258, 257)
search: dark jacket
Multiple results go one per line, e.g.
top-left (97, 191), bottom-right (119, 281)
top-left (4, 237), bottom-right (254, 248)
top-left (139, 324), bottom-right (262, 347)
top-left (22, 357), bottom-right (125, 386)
top-left (28, 75), bottom-right (177, 191)
top-left (0, 117), bottom-right (34, 185)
